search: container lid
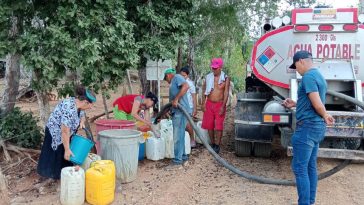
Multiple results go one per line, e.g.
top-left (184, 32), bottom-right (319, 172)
top-left (95, 119), bottom-right (135, 127)
top-left (98, 129), bottom-right (141, 139)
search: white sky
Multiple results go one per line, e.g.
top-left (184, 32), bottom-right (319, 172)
top-left (316, 0), bottom-right (358, 8)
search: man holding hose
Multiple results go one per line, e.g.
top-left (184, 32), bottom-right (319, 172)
top-left (164, 68), bottom-right (191, 169)
top-left (283, 51), bottom-right (334, 205)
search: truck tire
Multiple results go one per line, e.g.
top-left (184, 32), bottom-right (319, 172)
top-left (344, 139), bottom-right (361, 150)
top-left (253, 142), bottom-right (272, 158)
top-left (235, 140), bottom-right (252, 157)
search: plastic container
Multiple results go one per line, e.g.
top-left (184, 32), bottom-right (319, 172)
top-left (98, 129), bottom-right (141, 183)
top-left (195, 121), bottom-right (211, 145)
top-left (70, 134), bottom-right (94, 165)
top-left (60, 167), bottom-right (85, 205)
top-left (81, 153), bottom-right (102, 171)
top-left (185, 131), bottom-right (191, 155)
top-left (161, 125), bottom-right (174, 158)
top-left (95, 119), bottom-right (136, 154)
top-left (86, 160), bottom-right (116, 205)
top-left (146, 131), bottom-right (165, 161)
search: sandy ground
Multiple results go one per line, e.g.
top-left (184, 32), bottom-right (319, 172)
top-left (2, 82), bottom-right (364, 205)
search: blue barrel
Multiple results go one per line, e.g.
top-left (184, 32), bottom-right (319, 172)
top-left (138, 142), bottom-right (145, 161)
top-left (70, 134), bottom-right (95, 165)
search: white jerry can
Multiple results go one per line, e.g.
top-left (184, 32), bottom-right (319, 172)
top-left (161, 125), bottom-right (174, 158)
top-left (195, 121), bottom-right (211, 145)
top-left (185, 131), bottom-right (191, 155)
top-left (146, 131), bottom-right (166, 161)
top-left (60, 167), bottom-right (85, 205)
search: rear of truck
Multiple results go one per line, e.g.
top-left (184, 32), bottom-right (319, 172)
top-left (235, 8), bottom-right (364, 160)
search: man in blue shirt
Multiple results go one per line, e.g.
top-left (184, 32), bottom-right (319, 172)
top-left (164, 68), bottom-right (191, 168)
top-left (283, 51), bottom-right (334, 205)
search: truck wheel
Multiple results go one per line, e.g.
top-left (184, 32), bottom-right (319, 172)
top-left (253, 142), bottom-right (272, 158)
top-left (344, 139), bottom-right (361, 150)
top-left (235, 140), bottom-right (252, 157)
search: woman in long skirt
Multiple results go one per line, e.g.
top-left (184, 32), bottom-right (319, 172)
top-left (37, 85), bottom-right (96, 180)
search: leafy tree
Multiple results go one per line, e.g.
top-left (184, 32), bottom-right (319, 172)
top-left (124, 0), bottom-right (194, 94)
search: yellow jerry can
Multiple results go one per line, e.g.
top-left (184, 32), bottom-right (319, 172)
top-left (86, 160), bottom-right (116, 205)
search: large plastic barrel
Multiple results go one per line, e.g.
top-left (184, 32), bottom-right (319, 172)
top-left (95, 119), bottom-right (136, 154)
top-left (86, 160), bottom-right (116, 205)
top-left (98, 129), bottom-right (141, 183)
top-left (60, 167), bottom-right (85, 205)
top-left (70, 134), bottom-right (94, 165)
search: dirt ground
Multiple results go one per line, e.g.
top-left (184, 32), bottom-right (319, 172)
top-left (2, 82), bottom-right (364, 205)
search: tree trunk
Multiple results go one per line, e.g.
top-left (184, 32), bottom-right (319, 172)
top-left (187, 36), bottom-right (195, 81)
top-left (0, 54), bottom-right (21, 117)
top-left (33, 71), bottom-right (50, 127)
top-left (0, 168), bottom-right (9, 205)
top-left (35, 90), bottom-right (50, 127)
top-left (0, 16), bottom-right (21, 117)
top-left (138, 68), bottom-right (150, 96)
top-left (102, 93), bottom-right (110, 119)
top-left (176, 46), bottom-right (183, 72)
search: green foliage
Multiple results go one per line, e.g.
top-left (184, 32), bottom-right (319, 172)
top-left (0, 0), bottom-right (139, 95)
top-left (0, 107), bottom-right (43, 148)
top-left (125, 0), bottom-right (194, 63)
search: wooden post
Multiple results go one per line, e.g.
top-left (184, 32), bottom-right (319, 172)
top-left (126, 69), bottom-right (133, 94)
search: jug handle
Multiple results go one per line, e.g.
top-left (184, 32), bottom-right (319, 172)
top-left (83, 128), bottom-right (96, 144)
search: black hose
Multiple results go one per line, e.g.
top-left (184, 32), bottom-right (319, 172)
top-left (154, 90), bottom-right (359, 186)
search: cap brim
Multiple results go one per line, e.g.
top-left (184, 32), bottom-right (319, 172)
top-left (289, 63), bottom-right (296, 69)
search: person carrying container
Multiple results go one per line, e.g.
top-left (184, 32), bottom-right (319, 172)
top-left (37, 85), bottom-right (96, 180)
top-left (112, 92), bottom-right (158, 127)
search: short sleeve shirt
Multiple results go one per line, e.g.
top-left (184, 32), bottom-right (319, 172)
top-left (169, 74), bottom-right (192, 114)
top-left (47, 97), bottom-right (84, 150)
top-left (186, 78), bottom-right (196, 109)
top-left (296, 68), bottom-right (327, 122)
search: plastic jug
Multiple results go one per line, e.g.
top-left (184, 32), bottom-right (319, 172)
top-left (60, 167), bottom-right (85, 205)
top-left (195, 121), bottom-right (211, 145)
top-left (86, 160), bottom-right (116, 205)
top-left (160, 119), bottom-right (173, 130)
top-left (81, 153), bottom-right (102, 171)
top-left (160, 123), bottom-right (174, 159)
top-left (185, 131), bottom-right (191, 155)
top-left (146, 131), bottom-right (165, 161)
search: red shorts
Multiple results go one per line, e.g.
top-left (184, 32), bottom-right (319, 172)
top-left (202, 100), bottom-right (226, 131)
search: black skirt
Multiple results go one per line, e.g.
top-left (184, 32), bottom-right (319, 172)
top-left (37, 127), bottom-right (73, 180)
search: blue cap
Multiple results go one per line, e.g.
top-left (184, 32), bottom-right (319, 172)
top-left (289, 51), bottom-right (312, 69)
top-left (85, 89), bottom-right (96, 103)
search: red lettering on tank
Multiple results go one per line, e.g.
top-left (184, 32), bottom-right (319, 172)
top-left (343, 44), bottom-right (349, 59)
top-left (294, 44), bottom-right (300, 53)
top-left (317, 44), bottom-right (323, 58)
top-left (288, 45), bottom-right (293, 59)
top-left (330, 44), bottom-right (336, 58)
top-left (323, 44), bottom-right (329, 58)
top-left (336, 44), bottom-right (341, 58)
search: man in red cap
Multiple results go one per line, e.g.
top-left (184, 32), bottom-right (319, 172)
top-left (201, 58), bottom-right (230, 154)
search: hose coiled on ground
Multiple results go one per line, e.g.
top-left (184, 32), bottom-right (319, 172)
top-left (154, 90), bottom-right (362, 186)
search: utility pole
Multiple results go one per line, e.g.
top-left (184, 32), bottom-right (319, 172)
top-left (360, 0), bottom-right (364, 14)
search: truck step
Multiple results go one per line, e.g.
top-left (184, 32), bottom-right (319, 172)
top-left (324, 111), bottom-right (364, 139)
top-left (287, 146), bottom-right (364, 161)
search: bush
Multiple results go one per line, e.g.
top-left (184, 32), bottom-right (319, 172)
top-left (0, 108), bottom-right (43, 148)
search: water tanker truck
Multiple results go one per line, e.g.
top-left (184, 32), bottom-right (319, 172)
top-left (235, 7), bottom-right (364, 160)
